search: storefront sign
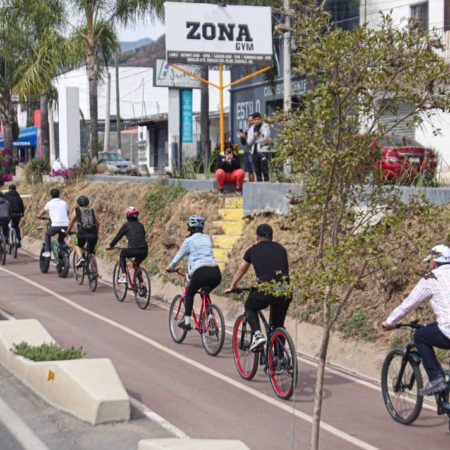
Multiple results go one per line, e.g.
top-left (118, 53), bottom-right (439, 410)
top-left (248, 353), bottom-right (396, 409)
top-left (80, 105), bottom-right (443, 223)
top-left (180, 89), bottom-right (193, 143)
top-left (165, 2), bottom-right (272, 66)
top-left (155, 60), bottom-right (202, 88)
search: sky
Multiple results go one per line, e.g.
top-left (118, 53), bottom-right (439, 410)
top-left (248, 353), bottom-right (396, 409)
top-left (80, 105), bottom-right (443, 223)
top-left (117, 18), bottom-right (165, 42)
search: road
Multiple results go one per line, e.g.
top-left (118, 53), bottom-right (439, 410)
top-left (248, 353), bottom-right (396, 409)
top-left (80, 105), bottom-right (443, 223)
top-left (1, 252), bottom-right (449, 450)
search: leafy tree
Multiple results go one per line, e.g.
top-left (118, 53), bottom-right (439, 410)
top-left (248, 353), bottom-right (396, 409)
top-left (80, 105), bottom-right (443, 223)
top-left (276, 4), bottom-right (450, 449)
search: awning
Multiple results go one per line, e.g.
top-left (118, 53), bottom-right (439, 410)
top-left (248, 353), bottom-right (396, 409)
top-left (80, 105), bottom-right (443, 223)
top-left (0, 126), bottom-right (38, 148)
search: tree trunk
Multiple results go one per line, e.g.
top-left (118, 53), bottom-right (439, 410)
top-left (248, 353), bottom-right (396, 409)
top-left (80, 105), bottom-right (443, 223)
top-left (0, 87), bottom-right (14, 151)
top-left (200, 66), bottom-right (210, 169)
top-left (310, 301), bottom-right (332, 450)
top-left (86, 38), bottom-right (99, 159)
top-left (40, 92), bottom-right (50, 162)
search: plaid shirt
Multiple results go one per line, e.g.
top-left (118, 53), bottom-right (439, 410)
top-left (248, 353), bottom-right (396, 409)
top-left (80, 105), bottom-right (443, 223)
top-left (387, 264), bottom-right (450, 339)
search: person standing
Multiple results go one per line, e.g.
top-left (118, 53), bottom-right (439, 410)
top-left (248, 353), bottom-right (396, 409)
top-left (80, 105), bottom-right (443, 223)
top-left (239, 114), bottom-right (256, 182)
top-left (4, 184), bottom-right (25, 247)
top-left (246, 112), bottom-right (271, 182)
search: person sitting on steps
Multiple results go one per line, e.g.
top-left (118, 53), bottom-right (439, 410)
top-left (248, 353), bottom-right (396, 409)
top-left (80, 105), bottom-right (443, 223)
top-left (214, 141), bottom-right (245, 195)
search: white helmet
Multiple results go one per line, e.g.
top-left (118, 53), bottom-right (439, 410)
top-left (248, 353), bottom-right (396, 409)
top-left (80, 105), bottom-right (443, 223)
top-left (424, 245), bottom-right (450, 264)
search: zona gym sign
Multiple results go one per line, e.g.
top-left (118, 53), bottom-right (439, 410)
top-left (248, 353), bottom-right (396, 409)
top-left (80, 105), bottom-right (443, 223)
top-left (165, 2), bottom-right (273, 66)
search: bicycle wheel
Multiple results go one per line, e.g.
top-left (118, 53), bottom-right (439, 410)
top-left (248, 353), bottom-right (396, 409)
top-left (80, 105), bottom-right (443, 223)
top-left (268, 328), bottom-right (298, 400)
top-left (112, 262), bottom-right (128, 302)
top-left (169, 295), bottom-right (188, 343)
top-left (0, 239), bottom-right (6, 266)
top-left (39, 246), bottom-right (49, 273)
top-left (381, 349), bottom-right (423, 424)
top-left (232, 314), bottom-right (258, 380)
top-left (8, 227), bottom-right (17, 257)
top-left (87, 254), bottom-right (98, 292)
top-left (134, 268), bottom-right (151, 309)
top-left (72, 252), bottom-right (85, 285)
top-left (58, 251), bottom-right (70, 278)
top-left (200, 304), bottom-right (225, 356)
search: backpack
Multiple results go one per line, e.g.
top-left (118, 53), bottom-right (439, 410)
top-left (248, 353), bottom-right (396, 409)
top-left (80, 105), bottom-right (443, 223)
top-left (76, 207), bottom-right (96, 233)
top-left (0, 199), bottom-right (9, 220)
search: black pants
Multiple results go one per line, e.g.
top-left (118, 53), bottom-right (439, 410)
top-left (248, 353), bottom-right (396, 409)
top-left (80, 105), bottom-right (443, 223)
top-left (185, 265), bottom-right (222, 316)
top-left (414, 322), bottom-right (450, 381)
top-left (0, 220), bottom-right (8, 241)
top-left (120, 247), bottom-right (148, 272)
top-left (9, 215), bottom-right (22, 242)
top-left (45, 227), bottom-right (66, 252)
top-left (245, 290), bottom-right (291, 334)
top-left (75, 236), bottom-right (98, 255)
top-left (254, 152), bottom-right (270, 182)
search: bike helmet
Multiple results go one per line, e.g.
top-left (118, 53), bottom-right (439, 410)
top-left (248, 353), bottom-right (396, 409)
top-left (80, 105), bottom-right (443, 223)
top-left (187, 215), bottom-right (205, 230)
top-left (424, 244), bottom-right (450, 264)
top-left (50, 188), bottom-right (60, 198)
top-left (77, 195), bottom-right (89, 207)
top-left (125, 206), bottom-right (139, 218)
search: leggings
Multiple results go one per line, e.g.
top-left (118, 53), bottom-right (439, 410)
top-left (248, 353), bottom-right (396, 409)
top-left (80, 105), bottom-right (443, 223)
top-left (215, 169), bottom-right (245, 189)
top-left (120, 247), bottom-right (148, 272)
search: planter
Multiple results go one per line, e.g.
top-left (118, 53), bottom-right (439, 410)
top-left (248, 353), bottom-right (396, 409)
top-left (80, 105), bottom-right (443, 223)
top-left (43, 174), bottom-right (65, 184)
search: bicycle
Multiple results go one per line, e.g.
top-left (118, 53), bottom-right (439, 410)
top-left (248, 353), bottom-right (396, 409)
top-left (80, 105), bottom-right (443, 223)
top-left (38, 218), bottom-right (70, 278)
top-left (229, 287), bottom-right (298, 400)
top-left (7, 219), bottom-right (18, 258)
top-left (0, 227), bottom-right (6, 265)
top-left (71, 233), bottom-right (98, 292)
top-left (108, 247), bottom-right (151, 309)
top-left (167, 269), bottom-right (225, 357)
top-left (381, 320), bottom-right (450, 429)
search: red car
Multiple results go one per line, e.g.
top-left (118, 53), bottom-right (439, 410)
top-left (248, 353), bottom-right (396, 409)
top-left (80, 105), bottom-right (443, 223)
top-left (374, 135), bottom-right (438, 182)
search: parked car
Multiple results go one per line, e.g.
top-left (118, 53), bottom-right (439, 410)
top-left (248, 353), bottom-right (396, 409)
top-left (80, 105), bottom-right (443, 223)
top-left (98, 152), bottom-right (137, 175)
top-left (374, 135), bottom-right (438, 183)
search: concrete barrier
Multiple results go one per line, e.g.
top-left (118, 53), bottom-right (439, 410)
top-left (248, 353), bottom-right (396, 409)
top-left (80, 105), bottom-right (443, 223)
top-left (0, 319), bottom-right (130, 425)
top-left (138, 439), bottom-right (250, 450)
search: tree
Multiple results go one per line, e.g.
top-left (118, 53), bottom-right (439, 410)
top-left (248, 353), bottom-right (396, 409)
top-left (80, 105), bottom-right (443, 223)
top-left (276, 4), bottom-right (450, 449)
top-left (68, 0), bottom-right (164, 159)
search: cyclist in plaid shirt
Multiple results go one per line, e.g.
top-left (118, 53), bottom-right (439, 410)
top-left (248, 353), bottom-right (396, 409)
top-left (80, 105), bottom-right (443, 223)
top-left (382, 245), bottom-right (450, 396)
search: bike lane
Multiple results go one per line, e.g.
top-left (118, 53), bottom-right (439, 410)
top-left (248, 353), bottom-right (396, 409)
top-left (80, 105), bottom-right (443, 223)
top-left (1, 254), bottom-right (449, 450)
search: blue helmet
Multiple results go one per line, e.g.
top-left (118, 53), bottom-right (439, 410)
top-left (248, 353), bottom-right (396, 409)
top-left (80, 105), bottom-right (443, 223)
top-left (187, 215), bottom-right (205, 229)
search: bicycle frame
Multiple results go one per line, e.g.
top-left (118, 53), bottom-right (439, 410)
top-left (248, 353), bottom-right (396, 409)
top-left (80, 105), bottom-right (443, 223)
top-left (176, 285), bottom-right (212, 332)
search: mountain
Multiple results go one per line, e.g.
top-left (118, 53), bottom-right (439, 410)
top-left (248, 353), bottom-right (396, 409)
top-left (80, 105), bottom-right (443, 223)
top-left (120, 37), bottom-right (153, 53)
top-left (118, 35), bottom-right (165, 68)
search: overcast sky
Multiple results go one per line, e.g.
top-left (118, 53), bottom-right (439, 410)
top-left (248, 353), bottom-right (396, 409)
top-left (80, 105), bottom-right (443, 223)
top-left (117, 18), bottom-right (165, 42)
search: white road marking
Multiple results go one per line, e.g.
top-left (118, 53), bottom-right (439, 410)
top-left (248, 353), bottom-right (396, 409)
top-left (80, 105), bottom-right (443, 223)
top-left (0, 396), bottom-right (49, 450)
top-left (0, 307), bottom-right (16, 320)
top-left (130, 397), bottom-right (189, 439)
top-left (0, 266), bottom-right (379, 450)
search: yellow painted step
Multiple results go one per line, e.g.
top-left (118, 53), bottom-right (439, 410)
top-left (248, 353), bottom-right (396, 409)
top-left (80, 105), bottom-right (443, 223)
top-left (218, 208), bottom-right (243, 220)
top-left (213, 220), bottom-right (245, 235)
top-left (225, 197), bottom-right (243, 209)
top-left (213, 248), bottom-right (230, 262)
top-left (213, 234), bottom-right (239, 249)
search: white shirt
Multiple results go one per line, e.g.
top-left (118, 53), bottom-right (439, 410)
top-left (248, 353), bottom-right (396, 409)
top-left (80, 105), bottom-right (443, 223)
top-left (387, 264), bottom-right (450, 339)
top-left (246, 122), bottom-right (271, 153)
top-left (44, 198), bottom-right (69, 227)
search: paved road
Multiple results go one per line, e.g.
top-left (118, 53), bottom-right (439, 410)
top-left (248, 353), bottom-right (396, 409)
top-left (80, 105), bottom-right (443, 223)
top-left (1, 252), bottom-right (449, 450)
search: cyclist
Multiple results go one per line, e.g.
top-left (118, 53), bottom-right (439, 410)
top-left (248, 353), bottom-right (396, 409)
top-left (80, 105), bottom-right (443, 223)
top-left (66, 195), bottom-right (99, 268)
top-left (4, 184), bottom-right (25, 248)
top-left (107, 207), bottom-right (148, 284)
top-left (225, 223), bottom-right (291, 351)
top-left (0, 190), bottom-right (11, 242)
top-left (165, 215), bottom-right (222, 330)
top-left (37, 188), bottom-right (69, 258)
top-left (382, 244), bottom-right (450, 396)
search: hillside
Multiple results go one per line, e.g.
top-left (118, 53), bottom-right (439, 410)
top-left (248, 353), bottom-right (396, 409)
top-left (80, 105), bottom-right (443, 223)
top-left (118, 34), bottom-right (165, 68)
top-left (120, 37), bottom-right (153, 53)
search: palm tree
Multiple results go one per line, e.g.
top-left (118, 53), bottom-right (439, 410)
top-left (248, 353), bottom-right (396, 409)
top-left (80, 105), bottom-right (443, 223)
top-left (68, 0), bottom-right (164, 159)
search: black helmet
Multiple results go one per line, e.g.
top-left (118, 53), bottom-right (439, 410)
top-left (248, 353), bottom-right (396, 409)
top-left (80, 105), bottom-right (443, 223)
top-left (8, 184), bottom-right (16, 191)
top-left (77, 196), bottom-right (89, 207)
top-left (256, 223), bottom-right (273, 240)
top-left (50, 188), bottom-right (60, 198)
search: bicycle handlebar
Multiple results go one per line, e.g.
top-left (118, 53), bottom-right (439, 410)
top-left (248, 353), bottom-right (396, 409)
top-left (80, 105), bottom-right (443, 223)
top-left (166, 268), bottom-right (186, 277)
top-left (393, 320), bottom-right (422, 330)
top-left (227, 287), bottom-right (253, 294)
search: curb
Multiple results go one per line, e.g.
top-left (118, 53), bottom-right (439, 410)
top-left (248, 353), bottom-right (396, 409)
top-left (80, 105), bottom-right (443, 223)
top-left (138, 438), bottom-right (250, 449)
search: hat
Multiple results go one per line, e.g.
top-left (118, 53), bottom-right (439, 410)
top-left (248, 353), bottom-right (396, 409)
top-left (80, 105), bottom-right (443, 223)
top-left (424, 245), bottom-right (450, 264)
top-left (256, 223), bottom-right (273, 239)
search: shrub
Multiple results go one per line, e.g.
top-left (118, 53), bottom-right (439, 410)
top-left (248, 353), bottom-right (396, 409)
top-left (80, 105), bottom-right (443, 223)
top-left (0, 147), bottom-right (16, 181)
top-left (24, 159), bottom-right (50, 184)
top-left (11, 341), bottom-right (86, 361)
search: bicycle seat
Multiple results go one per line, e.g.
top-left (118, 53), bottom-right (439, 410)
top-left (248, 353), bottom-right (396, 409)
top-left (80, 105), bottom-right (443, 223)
top-left (199, 287), bottom-right (211, 295)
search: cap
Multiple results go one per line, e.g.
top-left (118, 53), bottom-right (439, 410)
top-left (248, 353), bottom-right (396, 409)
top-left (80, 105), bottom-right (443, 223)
top-left (256, 223), bottom-right (273, 239)
top-left (424, 245), bottom-right (450, 264)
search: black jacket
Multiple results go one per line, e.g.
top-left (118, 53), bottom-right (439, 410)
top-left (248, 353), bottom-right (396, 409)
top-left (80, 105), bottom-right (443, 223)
top-left (110, 220), bottom-right (147, 249)
top-left (4, 191), bottom-right (24, 216)
top-left (216, 153), bottom-right (241, 173)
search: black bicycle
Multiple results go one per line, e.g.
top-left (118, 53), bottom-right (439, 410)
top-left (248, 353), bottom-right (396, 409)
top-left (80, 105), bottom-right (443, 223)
top-left (229, 287), bottom-right (298, 400)
top-left (0, 227), bottom-right (6, 265)
top-left (381, 320), bottom-right (450, 428)
top-left (7, 219), bottom-right (18, 258)
top-left (71, 234), bottom-right (98, 292)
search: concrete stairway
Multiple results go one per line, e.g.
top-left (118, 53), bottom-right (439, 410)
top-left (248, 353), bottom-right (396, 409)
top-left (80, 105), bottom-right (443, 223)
top-left (212, 197), bottom-right (244, 269)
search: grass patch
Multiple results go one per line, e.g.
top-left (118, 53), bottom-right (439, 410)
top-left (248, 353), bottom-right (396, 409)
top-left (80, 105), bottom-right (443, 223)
top-left (340, 309), bottom-right (374, 341)
top-left (12, 342), bottom-right (86, 361)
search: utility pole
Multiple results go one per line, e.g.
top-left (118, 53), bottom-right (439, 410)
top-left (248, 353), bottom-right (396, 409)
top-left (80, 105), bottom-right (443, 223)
top-left (283, 0), bottom-right (291, 111)
top-left (115, 56), bottom-right (121, 152)
top-left (104, 70), bottom-right (111, 152)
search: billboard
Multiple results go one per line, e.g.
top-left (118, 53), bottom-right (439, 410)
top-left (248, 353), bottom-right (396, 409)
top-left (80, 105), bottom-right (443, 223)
top-left (154, 60), bottom-right (202, 88)
top-left (165, 2), bottom-right (272, 66)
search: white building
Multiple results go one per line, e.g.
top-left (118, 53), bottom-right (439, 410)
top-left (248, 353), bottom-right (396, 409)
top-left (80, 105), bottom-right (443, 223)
top-left (361, 0), bottom-right (450, 168)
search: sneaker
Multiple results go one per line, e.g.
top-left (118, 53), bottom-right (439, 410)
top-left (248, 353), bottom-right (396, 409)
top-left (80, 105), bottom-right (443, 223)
top-left (218, 188), bottom-right (225, 195)
top-left (250, 334), bottom-right (266, 352)
top-left (236, 188), bottom-right (242, 195)
top-left (178, 321), bottom-right (193, 331)
top-left (419, 377), bottom-right (447, 396)
top-left (75, 257), bottom-right (85, 268)
top-left (42, 251), bottom-right (51, 258)
top-left (117, 275), bottom-right (127, 284)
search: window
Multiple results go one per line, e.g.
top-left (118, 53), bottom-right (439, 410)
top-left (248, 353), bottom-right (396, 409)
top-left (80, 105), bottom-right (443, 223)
top-left (410, 2), bottom-right (428, 30)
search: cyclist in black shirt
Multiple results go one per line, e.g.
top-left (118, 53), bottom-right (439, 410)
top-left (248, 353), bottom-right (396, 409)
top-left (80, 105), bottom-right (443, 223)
top-left (225, 223), bottom-right (291, 351)
top-left (107, 206), bottom-right (148, 284)
top-left (3, 184), bottom-right (25, 247)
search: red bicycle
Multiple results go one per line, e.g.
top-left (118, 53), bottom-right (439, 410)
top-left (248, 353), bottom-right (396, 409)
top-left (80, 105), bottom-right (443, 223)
top-left (109, 247), bottom-right (151, 309)
top-left (168, 269), bottom-right (225, 356)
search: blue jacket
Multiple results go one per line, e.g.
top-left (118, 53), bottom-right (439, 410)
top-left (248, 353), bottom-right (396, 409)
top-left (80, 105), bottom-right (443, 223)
top-left (168, 232), bottom-right (218, 275)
